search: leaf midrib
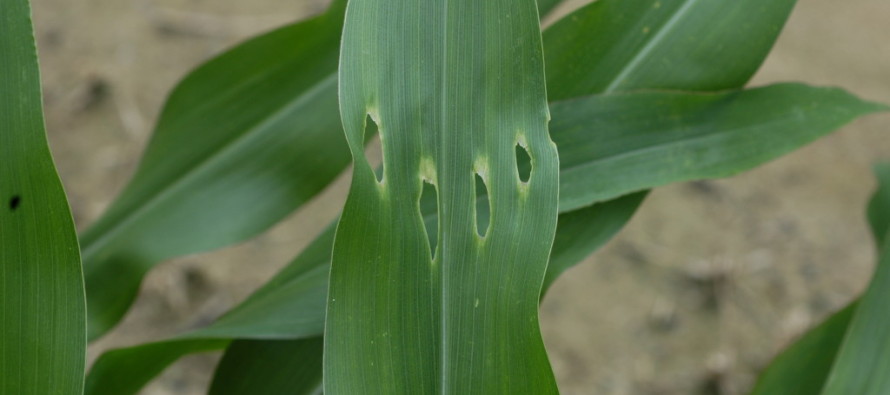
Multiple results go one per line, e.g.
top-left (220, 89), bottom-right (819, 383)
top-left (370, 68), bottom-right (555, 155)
top-left (602, 0), bottom-right (700, 93)
top-left (559, 114), bottom-right (792, 174)
top-left (80, 52), bottom-right (332, 251)
top-left (438, 0), bottom-right (450, 392)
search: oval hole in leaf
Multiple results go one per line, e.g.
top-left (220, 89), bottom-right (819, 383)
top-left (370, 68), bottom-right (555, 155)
top-left (364, 114), bottom-right (384, 183)
top-left (475, 173), bottom-right (490, 238)
top-left (516, 144), bottom-right (532, 183)
top-left (420, 180), bottom-right (439, 260)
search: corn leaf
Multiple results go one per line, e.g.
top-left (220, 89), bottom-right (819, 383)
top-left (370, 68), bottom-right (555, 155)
top-left (0, 1), bottom-right (86, 394)
top-left (868, 163), bottom-right (890, 243)
top-left (554, 84), bottom-right (889, 211)
top-left (208, 338), bottom-right (323, 395)
top-left (539, 0), bottom-right (799, 278)
top-left (325, 0), bottom-right (560, 392)
top-left (85, 339), bottom-right (227, 395)
top-left (820, 165), bottom-right (890, 394)
top-left (544, 0), bottom-right (796, 100)
top-left (539, 0), bottom-right (801, 300)
top-left (750, 163), bottom-right (890, 394)
top-left (79, 0), bottom-right (348, 340)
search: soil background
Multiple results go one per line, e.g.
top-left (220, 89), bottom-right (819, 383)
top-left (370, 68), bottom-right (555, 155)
top-left (29, 0), bottom-right (890, 394)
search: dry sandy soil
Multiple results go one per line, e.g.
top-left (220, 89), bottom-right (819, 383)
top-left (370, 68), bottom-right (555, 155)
top-left (29, 0), bottom-right (890, 393)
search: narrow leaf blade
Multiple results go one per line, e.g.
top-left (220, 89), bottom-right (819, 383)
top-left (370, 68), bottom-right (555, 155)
top-left (208, 338), bottom-right (323, 395)
top-left (868, 163), bottom-right (890, 243)
top-left (85, 339), bottom-right (228, 395)
top-left (553, 84), bottom-right (889, 211)
top-left (0, 1), bottom-right (86, 393)
top-left (544, 0), bottom-right (797, 99)
top-left (821, 165), bottom-right (890, 394)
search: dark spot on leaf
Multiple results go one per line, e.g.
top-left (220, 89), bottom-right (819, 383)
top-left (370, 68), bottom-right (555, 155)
top-left (9, 195), bottom-right (21, 211)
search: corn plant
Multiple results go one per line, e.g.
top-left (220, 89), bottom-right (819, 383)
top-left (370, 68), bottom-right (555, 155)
top-left (2, 0), bottom-right (889, 393)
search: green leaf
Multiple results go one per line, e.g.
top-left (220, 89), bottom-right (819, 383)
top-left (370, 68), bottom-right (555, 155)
top-left (325, 0), bottom-right (559, 393)
top-left (868, 163), bottom-right (890, 243)
top-left (208, 338), bottom-right (323, 395)
top-left (79, 0), bottom-right (348, 340)
top-left (85, 339), bottom-right (228, 395)
top-left (821, 169), bottom-right (890, 394)
top-left (1, 1), bottom-right (86, 394)
top-left (543, 0), bottom-right (797, 99)
top-left (539, 0), bottom-right (802, 291)
top-left (553, 84), bottom-right (889, 211)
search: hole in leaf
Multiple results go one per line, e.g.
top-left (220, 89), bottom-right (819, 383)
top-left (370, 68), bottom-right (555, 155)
top-left (516, 144), bottom-right (532, 183)
top-left (363, 113), bottom-right (379, 142)
top-left (475, 174), bottom-right (490, 238)
top-left (365, 114), bottom-right (384, 183)
top-left (420, 181), bottom-right (439, 259)
top-left (9, 195), bottom-right (21, 211)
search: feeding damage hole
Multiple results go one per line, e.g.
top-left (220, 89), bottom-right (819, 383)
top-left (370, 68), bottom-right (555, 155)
top-left (475, 174), bottom-right (490, 238)
top-left (516, 144), bottom-right (532, 183)
top-left (9, 195), bottom-right (21, 211)
top-left (420, 181), bottom-right (439, 259)
top-left (364, 114), bottom-right (384, 183)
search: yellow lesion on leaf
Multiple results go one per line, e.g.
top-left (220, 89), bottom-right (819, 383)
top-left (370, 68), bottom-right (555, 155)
top-left (473, 155), bottom-right (490, 183)
top-left (419, 156), bottom-right (437, 185)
